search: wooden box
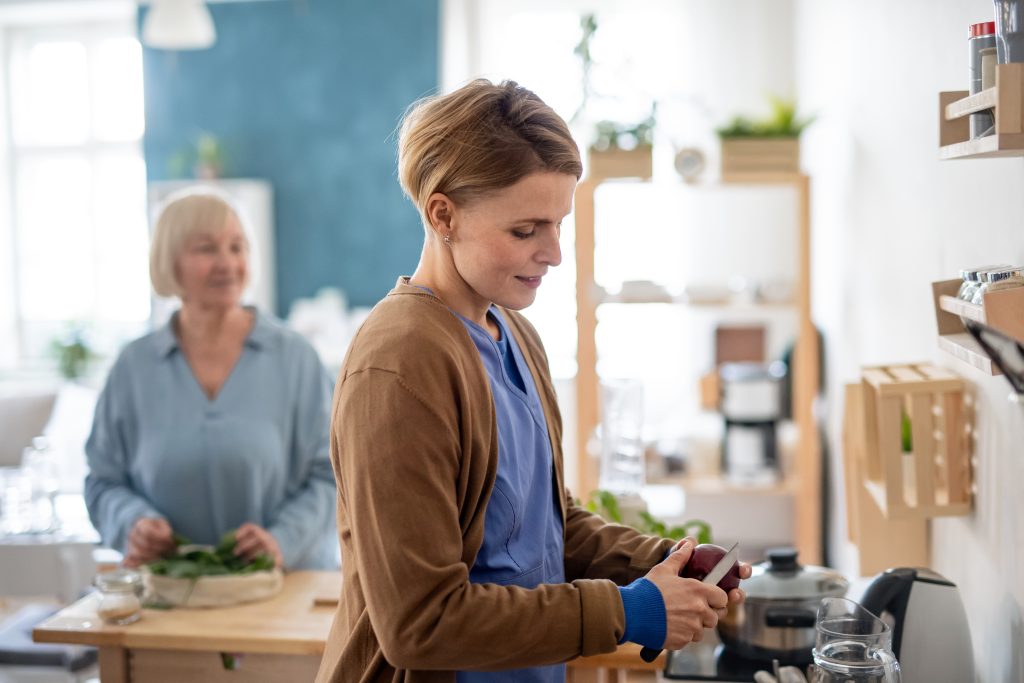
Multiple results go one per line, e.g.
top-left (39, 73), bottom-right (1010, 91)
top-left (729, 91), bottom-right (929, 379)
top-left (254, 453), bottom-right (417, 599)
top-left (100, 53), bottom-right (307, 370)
top-left (720, 138), bottom-right (800, 177)
top-left (843, 383), bottom-right (929, 575)
top-left (858, 363), bottom-right (973, 520)
top-left (939, 63), bottom-right (1024, 159)
top-left (587, 147), bottom-right (652, 181)
top-left (932, 278), bottom-right (1024, 375)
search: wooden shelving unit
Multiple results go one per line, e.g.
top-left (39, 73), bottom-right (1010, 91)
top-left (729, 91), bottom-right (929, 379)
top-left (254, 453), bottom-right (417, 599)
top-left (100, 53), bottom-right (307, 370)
top-left (939, 63), bottom-right (1024, 159)
top-left (574, 153), bottom-right (822, 563)
top-left (932, 279), bottom-right (1024, 375)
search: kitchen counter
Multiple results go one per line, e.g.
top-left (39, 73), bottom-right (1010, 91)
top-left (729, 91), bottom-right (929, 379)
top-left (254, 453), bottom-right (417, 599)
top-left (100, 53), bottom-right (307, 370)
top-left (33, 571), bottom-right (663, 682)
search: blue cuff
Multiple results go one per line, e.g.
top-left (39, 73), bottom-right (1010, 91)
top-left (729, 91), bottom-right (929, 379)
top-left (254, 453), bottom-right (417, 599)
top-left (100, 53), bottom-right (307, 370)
top-left (617, 577), bottom-right (667, 649)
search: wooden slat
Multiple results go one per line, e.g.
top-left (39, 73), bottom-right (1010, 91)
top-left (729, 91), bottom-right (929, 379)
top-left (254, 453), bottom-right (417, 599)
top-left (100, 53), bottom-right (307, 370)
top-left (842, 384), bottom-right (864, 543)
top-left (943, 393), bottom-right (969, 505)
top-left (915, 364), bottom-right (959, 381)
top-left (574, 179), bottom-right (599, 499)
top-left (939, 132), bottom-right (1024, 159)
top-left (938, 334), bottom-right (1000, 375)
top-left (909, 393), bottom-right (937, 508)
top-left (996, 62), bottom-right (1024, 134)
top-left (861, 377), bottom-right (882, 481)
top-left (939, 91), bottom-right (970, 147)
top-left (862, 368), bottom-right (896, 390)
top-left (945, 87), bottom-right (998, 120)
top-left (878, 396), bottom-right (906, 517)
top-left (981, 286), bottom-right (1024, 343)
top-left (888, 366), bottom-right (926, 384)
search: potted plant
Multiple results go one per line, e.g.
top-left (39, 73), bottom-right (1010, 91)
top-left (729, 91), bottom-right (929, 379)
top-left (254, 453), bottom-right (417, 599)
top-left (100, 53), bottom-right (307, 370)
top-left (716, 96), bottom-right (814, 177)
top-left (572, 14), bottom-right (655, 181)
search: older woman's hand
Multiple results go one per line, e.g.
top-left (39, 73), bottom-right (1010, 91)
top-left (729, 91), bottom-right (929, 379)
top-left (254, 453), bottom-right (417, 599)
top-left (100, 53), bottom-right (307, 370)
top-left (124, 517), bottom-right (175, 567)
top-left (234, 522), bottom-right (283, 568)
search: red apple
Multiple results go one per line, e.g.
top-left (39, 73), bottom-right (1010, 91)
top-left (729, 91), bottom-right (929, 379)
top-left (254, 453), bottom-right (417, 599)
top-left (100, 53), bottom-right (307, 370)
top-left (680, 543), bottom-right (742, 592)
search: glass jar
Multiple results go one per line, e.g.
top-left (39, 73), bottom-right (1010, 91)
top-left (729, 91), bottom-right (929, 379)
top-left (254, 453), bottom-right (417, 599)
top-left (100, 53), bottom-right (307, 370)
top-left (94, 569), bottom-right (143, 625)
top-left (959, 264), bottom-right (1008, 300)
top-left (970, 266), bottom-right (1024, 304)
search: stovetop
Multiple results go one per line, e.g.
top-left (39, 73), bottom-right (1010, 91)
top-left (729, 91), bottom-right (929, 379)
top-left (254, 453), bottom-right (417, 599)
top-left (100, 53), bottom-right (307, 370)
top-left (662, 634), bottom-right (812, 682)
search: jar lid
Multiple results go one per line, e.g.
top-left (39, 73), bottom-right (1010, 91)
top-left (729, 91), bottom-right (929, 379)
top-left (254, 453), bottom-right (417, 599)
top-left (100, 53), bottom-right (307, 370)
top-left (970, 21), bottom-right (996, 37)
top-left (982, 267), bottom-right (1024, 283)
top-left (743, 548), bottom-right (849, 601)
top-left (94, 569), bottom-right (141, 591)
top-left (962, 264), bottom-right (1010, 281)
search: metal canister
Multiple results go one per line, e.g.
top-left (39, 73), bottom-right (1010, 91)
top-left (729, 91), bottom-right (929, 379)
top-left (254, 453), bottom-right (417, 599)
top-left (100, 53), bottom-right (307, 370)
top-left (970, 22), bottom-right (997, 138)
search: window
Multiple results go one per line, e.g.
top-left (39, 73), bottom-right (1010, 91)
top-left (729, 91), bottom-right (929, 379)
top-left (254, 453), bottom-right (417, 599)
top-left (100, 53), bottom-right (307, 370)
top-left (1, 15), bottom-right (149, 373)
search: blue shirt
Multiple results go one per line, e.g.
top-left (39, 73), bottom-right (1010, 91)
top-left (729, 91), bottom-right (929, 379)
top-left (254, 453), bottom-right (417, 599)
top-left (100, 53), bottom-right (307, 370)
top-left (454, 307), bottom-right (565, 683)
top-left (84, 308), bottom-right (338, 569)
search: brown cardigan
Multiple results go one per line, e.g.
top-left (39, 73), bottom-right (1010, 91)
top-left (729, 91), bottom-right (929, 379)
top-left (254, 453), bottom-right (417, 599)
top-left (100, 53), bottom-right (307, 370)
top-left (315, 279), bottom-right (672, 683)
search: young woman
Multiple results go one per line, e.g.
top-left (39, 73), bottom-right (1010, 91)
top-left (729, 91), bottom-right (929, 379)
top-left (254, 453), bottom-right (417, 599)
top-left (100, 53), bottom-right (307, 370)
top-left (317, 80), bottom-right (749, 683)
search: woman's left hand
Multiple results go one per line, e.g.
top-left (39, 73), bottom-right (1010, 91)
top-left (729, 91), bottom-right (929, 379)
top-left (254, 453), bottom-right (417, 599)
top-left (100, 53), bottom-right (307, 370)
top-left (728, 561), bottom-right (753, 607)
top-left (234, 523), bottom-right (283, 568)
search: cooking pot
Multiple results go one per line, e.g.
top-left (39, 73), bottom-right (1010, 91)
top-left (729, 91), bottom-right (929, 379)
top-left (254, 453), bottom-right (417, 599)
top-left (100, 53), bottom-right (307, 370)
top-left (717, 547), bottom-right (848, 664)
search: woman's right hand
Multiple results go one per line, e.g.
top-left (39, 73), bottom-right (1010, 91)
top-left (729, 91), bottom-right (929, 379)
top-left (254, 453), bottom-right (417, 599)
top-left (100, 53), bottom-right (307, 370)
top-left (643, 539), bottom-right (729, 650)
top-left (124, 517), bottom-right (175, 567)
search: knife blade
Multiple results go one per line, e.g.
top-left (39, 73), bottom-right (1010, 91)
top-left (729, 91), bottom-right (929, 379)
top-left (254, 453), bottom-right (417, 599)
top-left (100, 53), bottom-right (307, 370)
top-left (639, 542), bottom-right (740, 663)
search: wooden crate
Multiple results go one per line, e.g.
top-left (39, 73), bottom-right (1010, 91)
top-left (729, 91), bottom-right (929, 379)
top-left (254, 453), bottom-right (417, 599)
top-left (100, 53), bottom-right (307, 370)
top-left (859, 363), bottom-right (973, 520)
top-left (720, 138), bottom-right (800, 177)
top-left (587, 147), bottom-right (652, 181)
top-left (843, 383), bottom-right (930, 575)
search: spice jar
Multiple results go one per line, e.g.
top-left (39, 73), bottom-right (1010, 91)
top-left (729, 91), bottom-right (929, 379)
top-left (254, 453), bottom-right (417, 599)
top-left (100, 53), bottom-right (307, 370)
top-left (94, 569), bottom-right (143, 625)
top-left (969, 22), bottom-right (997, 137)
top-left (970, 266), bottom-right (1024, 304)
top-left (959, 264), bottom-right (1008, 300)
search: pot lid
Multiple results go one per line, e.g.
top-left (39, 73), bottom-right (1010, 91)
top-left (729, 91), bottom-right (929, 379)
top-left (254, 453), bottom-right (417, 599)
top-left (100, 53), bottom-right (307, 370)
top-left (744, 547), bottom-right (848, 600)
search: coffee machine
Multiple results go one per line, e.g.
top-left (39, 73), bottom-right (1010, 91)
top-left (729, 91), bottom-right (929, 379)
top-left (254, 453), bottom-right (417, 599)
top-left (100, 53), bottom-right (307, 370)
top-left (859, 567), bottom-right (975, 683)
top-left (718, 362), bottom-right (786, 485)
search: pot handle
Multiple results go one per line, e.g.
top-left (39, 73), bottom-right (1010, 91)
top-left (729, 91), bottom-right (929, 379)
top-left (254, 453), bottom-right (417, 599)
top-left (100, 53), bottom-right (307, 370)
top-left (764, 606), bottom-right (817, 628)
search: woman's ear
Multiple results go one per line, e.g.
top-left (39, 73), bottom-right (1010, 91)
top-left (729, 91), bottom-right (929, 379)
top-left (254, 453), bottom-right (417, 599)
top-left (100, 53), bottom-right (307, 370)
top-left (425, 192), bottom-right (455, 241)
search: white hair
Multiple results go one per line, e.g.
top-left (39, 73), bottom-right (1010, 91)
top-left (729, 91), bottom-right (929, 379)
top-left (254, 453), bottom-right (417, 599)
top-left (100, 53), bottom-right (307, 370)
top-left (148, 187), bottom-right (257, 299)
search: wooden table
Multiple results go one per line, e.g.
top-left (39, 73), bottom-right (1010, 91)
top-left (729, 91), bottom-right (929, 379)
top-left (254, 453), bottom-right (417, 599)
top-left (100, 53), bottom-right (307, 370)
top-left (33, 571), bottom-right (664, 682)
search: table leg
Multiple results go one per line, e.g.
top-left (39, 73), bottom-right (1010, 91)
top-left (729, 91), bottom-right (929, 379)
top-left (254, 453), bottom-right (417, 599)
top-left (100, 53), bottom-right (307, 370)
top-left (98, 646), bottom-right (129, 683)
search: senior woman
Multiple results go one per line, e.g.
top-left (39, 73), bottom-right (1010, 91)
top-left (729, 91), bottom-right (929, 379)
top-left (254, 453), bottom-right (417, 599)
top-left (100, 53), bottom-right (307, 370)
top-left (316, 79), bottom-right (750, 683)
top-left (84, 190), bottom-right (336, 570)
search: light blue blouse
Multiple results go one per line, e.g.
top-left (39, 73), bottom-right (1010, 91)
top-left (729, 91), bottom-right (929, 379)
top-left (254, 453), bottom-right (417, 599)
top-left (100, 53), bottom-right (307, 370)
top-left (84, 308), bottom-right (338, 570)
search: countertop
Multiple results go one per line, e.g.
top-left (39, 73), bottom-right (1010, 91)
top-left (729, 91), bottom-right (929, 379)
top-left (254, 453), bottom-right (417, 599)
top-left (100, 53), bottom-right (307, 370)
top-left (32, 570), bottom-right (663, 670)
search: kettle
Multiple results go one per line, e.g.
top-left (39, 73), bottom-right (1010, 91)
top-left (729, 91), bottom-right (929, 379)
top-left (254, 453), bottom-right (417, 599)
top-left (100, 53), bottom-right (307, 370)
top-left (859, 567), bottom-right (975, 683)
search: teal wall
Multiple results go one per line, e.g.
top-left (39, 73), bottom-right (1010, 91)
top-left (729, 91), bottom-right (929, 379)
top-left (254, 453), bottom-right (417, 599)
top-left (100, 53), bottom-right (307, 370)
top-left (141, 1), bottom-right (438, 313)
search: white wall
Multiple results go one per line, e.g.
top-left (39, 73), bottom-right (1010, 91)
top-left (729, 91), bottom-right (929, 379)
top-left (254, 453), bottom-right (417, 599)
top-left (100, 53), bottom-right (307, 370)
top-left (796, 1), bottom-right (1024, 680)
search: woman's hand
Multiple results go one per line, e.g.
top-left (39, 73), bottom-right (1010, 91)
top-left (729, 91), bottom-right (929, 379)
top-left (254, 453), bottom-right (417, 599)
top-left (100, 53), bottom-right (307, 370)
top-left (234, 523), bottom-right (283, 568)
top-left (644, 538), bottom-right (750, 650)
top-left (124, 517), bottom-right (175, 567)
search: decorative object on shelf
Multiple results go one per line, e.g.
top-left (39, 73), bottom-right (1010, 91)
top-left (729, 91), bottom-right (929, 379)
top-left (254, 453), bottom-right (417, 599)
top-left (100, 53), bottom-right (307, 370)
top-left (169, 133), bottom-right (226, 180)
top-left (968, 21), bottom-right (997, 138)
top-left (854, 363), bottom-right (973, 520)
top-left (932, 277), bottom-right (1024, 374)
top-left (142, 0), bottom-right (216, 51)
top-left (716, 95), bottom-right (814, 177)
top-left (571, 13), bottom-right (657, 171)
top-left (673, 146), bottom-right (706, 183)
top-left (939, 62), bottom-right (1024, 158)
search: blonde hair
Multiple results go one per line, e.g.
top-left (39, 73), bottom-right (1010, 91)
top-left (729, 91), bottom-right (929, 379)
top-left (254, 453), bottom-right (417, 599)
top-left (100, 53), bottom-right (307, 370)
top-left (398, 79), bottom-right (582, 231)
top-left (149, 189), bottom-right (250, 298)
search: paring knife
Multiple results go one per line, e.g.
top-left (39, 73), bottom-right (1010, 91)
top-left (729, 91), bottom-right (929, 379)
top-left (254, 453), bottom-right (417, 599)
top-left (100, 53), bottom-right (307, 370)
top-left (639, 541), bottom-right (740, 663)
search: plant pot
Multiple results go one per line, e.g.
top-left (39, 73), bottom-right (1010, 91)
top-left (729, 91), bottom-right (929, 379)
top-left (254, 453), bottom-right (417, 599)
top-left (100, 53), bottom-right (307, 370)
top-left (720, 137), bottom-right (800, 177)
top-left (587, 146), bottom-right (653, 180)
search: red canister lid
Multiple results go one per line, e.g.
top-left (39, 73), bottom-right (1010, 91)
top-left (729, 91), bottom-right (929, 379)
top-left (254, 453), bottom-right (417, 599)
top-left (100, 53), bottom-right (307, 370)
top-left (970, 21), bottom-right (996, 38)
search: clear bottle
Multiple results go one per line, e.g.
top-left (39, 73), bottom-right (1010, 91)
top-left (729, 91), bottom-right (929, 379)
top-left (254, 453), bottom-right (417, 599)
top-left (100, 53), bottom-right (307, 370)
top-left (94, 569), bottom-right (143, 625)
top-left (970, 266), bottom-right (1024, 304)
top-left (20, 436), bottom-right (60, 533)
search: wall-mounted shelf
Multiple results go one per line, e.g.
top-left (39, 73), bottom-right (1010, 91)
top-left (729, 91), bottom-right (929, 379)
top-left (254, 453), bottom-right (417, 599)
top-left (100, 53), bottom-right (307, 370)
top-left (939, 63), bottom-right (1024, 159)
top-left (856, 363), bottom-right (973, 520)
top-left (932, 279), bottom-right (1024, 375)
